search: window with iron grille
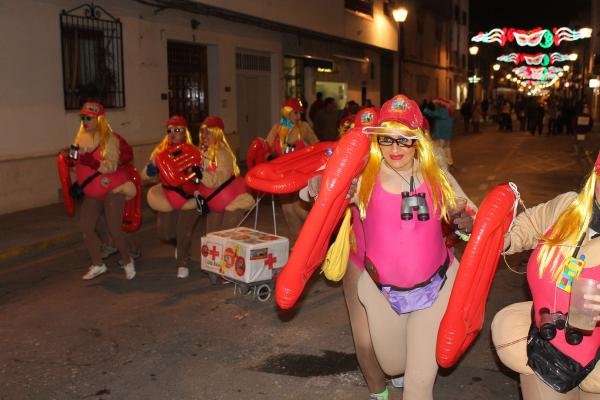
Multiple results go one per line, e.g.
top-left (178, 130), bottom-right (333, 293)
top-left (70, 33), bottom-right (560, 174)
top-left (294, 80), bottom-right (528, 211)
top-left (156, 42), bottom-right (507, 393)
top-left (60, 4), bottom-right (125, 110)
top-left (345, 0), bottom-right (374, 17)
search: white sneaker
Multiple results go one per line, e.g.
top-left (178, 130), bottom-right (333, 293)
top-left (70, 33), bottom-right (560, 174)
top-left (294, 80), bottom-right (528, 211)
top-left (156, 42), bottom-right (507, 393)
top-left (123, 260), bottom-right (136, 280)
top-left (82, 264), bottom-right (107, 280)
top-left (100, 243), bottom-right (118, 259)
top-left (391, 376), bottom-right (404, 388)
top-left (177, 267), bottom-right (189, 279)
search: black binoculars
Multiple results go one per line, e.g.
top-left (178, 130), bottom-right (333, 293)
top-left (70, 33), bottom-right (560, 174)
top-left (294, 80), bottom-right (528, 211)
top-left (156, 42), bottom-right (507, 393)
top-left (539, 307), bottom-right (584, 345)
top-left (68, 144), bottom-right (80, 160)
top-left (401, 192), bottom-right (430, 221)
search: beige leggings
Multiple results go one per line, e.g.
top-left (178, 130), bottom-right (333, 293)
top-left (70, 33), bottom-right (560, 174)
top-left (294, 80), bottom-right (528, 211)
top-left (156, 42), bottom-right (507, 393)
top-left (80, 193), bottom-right (130, 266)
top-left (492, 301), bottom-right (600, 399)
top-left (356, 258), bottom-right (459, 400)
top-left (343, 261), bottom-right (387, 394)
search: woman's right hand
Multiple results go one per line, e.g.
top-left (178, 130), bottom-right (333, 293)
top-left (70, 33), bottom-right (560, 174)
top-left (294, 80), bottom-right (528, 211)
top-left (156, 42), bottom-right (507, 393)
top-left (146, 163), bottom-right (158, 177)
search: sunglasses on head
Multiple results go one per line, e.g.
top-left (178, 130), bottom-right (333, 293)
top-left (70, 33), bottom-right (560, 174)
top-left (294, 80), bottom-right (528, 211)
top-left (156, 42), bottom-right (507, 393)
top-left (167, 127), bottom-right (185, 134)
top-left (79, 115), bottom-right (94, 122)
top-left (377, 136), bottom-right (415, 147)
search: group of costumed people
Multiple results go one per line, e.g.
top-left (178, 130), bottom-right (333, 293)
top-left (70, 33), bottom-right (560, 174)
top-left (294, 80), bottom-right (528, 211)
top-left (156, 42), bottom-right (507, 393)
top-left (61, 95), bottom-right (600, 400)
top-left (269, 94), bottom-right (600, 400)
top-left (61, 102), bottom-right (253, 280)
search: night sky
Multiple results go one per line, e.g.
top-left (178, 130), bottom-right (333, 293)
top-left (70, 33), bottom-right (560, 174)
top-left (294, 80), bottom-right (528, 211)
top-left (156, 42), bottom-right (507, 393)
top-left (470, 0), bottom-right (591, 34)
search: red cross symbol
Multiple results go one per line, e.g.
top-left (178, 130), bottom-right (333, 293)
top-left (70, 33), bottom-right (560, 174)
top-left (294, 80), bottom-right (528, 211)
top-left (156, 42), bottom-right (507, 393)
top-left (264, 253), bottom-right (277, 270)
top-left (209, 246), bottom-right (220, 261)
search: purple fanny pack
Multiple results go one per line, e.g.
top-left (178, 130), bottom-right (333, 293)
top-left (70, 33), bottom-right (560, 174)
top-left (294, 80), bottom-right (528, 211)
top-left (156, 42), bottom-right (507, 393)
top-left (374, 255), bottom-right (450, 315)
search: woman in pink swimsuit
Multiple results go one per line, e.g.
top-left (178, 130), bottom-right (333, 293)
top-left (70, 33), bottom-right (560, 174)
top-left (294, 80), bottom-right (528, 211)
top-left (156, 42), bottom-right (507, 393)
top-left (492, 156), bottom-right (600, 399)
top-left (338, 95), bottom-right (476, 400)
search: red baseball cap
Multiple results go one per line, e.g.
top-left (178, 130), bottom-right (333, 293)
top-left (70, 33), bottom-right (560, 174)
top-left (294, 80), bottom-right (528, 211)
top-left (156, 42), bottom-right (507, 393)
top-left (166, 115), bottom-right (187, 127)
top-left (79, 102), bottom-right (105, 118)
top-left (202, 116), bottom-right (225, 130)
top-left (283, 98), bottom-right (304, 112)
top-left (354, 107), bottom-right (378, 128)
top-left (363, 95), bottom-right (423, 138)
top-left (595, 152), bottom-right (600, 174)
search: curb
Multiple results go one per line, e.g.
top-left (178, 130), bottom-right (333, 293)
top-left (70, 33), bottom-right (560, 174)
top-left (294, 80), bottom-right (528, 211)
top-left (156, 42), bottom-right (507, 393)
top-left (0, 232), bottom-right (81, 262)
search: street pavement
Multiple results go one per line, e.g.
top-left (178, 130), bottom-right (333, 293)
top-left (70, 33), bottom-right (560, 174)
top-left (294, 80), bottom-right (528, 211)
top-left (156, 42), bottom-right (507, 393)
top-left (1, 124), bottom-right (599, 400)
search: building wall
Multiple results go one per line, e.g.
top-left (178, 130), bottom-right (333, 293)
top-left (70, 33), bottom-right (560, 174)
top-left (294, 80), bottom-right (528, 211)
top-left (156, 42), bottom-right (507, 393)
top-left (0, 0), bottom-right (396, 215)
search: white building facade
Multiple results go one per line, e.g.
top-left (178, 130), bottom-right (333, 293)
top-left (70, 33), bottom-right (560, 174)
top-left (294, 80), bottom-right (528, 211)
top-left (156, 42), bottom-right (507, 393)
top-left (0, 0), bottom-right (467, 214)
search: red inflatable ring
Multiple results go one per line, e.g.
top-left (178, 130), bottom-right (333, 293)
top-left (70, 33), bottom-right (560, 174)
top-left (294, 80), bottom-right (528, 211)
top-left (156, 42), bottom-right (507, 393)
top-left (57, 152), bottom-right (75, 216)
top-left (246, 137), bottom-right (271, 171)
top-left (436, 183), bottom-right (516, 368)
top-left (121, 164), bottom-right (142, 232)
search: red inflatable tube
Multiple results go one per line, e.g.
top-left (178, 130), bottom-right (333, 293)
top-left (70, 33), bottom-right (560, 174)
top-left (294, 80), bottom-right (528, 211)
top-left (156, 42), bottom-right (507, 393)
top-left (246, 137), bottom-right (271, 170)
top-left (272, 129), bottom-right (371, 309)
top-left (155, 143), bottom-right (203, 187)
top-left (245, 141), bottom-right (337, 194)
top-left (57, 153), bottom-right (75, 216)
top-left (121, 164), bottom-right (142, 233)
top-left (436, 183), bottom-right (516, 368)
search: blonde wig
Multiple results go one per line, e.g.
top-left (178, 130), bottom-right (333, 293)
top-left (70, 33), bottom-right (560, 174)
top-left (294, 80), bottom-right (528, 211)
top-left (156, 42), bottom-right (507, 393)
top-left (73, 115), bottom-right (113, 157)
top-left (202, 125), bottom-right (240, 177)
top-left (536, 170), bottom-right (598, 283)
top-left (149, 125), bottom-right (193, 161)
top-left (356, 121), bottom-right (457, 222)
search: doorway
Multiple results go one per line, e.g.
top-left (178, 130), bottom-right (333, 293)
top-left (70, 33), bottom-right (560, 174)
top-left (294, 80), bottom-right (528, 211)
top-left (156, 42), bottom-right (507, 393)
top-left (167, 41), bottom-right (209, 143)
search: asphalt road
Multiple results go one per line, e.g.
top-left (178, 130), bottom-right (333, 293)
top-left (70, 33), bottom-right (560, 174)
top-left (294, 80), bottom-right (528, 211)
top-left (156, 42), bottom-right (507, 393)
top-left (0, 127), bottom-right (596, 400)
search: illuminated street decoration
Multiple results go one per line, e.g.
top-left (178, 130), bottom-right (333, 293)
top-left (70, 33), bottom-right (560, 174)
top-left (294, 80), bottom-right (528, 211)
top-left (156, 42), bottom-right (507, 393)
top-left (512, 66), bottom-right (561, 81)
top-left (496, 52), bottom-right (574, 66)
top-left (472, 27), bottom-right (592, 47)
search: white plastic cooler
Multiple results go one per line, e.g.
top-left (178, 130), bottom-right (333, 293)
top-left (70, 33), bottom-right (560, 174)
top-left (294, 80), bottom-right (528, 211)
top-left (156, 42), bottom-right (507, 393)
top-left (200, 227), bottom-right (289, 283)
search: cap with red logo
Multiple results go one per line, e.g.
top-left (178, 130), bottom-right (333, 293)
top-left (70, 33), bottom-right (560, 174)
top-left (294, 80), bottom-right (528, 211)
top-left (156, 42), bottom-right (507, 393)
top-left (79, 102), bottom-right (105, 118)
top-left (166, 115), bottom-right (187, 128)
top-left (362, 95), bottom-right (423, 138)
top-left (202, 116), bottom-right (225, 130)
top-left (283, 98), bottom-right (304, 112)
top-left (354, 107), bottom-right (378, 128)
top-left (595, 152), bottom-right (600, 174)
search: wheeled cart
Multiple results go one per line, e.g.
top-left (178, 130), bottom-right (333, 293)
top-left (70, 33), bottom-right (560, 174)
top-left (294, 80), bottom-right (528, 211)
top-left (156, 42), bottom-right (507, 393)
top-left (200, 227), bottom-right (289, 302)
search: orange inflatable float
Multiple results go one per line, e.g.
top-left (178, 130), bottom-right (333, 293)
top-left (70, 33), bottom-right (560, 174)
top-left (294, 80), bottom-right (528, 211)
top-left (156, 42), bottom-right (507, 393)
top-left (245, 141), bottom-right (337, 194)
top-left (436, 183), bottom-right (516, 368)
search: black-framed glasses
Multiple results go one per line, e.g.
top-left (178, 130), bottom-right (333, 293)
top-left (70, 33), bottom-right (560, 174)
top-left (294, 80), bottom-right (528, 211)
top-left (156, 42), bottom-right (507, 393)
top-left (377, 136), bottom-right (415, 147)
top-left (167, 127), bottom-right (185, 134)
top-left (79, 115), bottom-right (93, 122)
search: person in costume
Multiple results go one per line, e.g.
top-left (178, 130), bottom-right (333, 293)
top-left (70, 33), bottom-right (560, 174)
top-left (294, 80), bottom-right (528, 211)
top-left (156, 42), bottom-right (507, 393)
top-left (66, 102), bottom-right (137, 280)
top-left (338, 114), bottom-right (355, 138)
top-left (423, 98), bottom-right (455, 167)
top-left (144, 115), bottom-right (201, 279)
top-left (320, 95), bottom-right (476, 400)
top-left (197, 116), bottom-right (254, 233)
top-left (491, 156), bottom-right (600, 399)
top-left (264, 98), bottom-right (319, 241)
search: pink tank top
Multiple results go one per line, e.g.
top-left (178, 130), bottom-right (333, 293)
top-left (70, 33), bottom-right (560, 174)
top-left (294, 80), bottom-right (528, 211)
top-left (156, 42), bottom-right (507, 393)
top-left (528, 233), bottom-right (600, 366)
top-left (75, 147), bottom-right (129, 200)
top-left (363, 177), bottom-right (452, 288)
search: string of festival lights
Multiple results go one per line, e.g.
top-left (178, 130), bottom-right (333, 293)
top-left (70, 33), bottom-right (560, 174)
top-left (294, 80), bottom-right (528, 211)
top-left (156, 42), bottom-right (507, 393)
top-left (471, 27), bottom-right (592, 47)
top-left (496, 52), bottom-right (576, 66)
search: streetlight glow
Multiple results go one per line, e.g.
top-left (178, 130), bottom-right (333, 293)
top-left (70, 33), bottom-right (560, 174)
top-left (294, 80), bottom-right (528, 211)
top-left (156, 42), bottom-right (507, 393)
top-left (492, 63), bottom-right (500, 71)
top-left (506, 73), bottom-right (512, 79)
top-left (569, 53), bottom-right (579, 61)
top-left (580, 27), bottom-right (593, 38)
top-left (393, 7), bottom-right (408, 23)
top-left (469, 45), bottom-right (479, 56)
top-left (563, 65), bottom-right (570, 71)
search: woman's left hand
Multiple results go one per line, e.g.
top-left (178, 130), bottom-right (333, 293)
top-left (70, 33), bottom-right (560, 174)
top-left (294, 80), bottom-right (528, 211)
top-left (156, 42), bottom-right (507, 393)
top-left (453, 210), bottom-right (473, 234)
top-left (584, 284), bottom-right (600, 321)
